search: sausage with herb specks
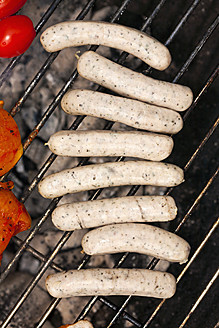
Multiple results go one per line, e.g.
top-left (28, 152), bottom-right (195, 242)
top-left (38, 160), bottom-right (184, 199)
top-left (52, 196), bottom-right (177, 231)
top-left (82, 223), bottom-right (190, 264)
top-left (46, 268), bottom-right (176, 299)
top-left (77, 51), bottom-right (193, 111)
top-left (40, 21), bottom-right (171, 70)
top-left (61, 90), bottom-right (183, 134)
top-left (48, 130), bottom-right (174, 161)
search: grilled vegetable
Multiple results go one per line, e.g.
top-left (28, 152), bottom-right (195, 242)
top-left (0, 100), bottom-right (23, 176)
top-left (40, 21), bottom-right (171, 70)
top-left (0, 181), bottom-right (31, 264)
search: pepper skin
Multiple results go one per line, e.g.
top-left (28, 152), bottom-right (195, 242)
top-left (0, 181), bottom-right (31, 264)
top-left (0, 100), bottom-right (23, 176)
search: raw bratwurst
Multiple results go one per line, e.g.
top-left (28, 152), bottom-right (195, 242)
top-left (52, 195), bottom-right (177, 231)
top-left (46, 268), bottom-right (176, 299)
top-left (77, 51), bottom-right (193, 111)
top-left (38, 161), bottom-right (184, 198)
top-left (40, 21), bottom-right (171, 70)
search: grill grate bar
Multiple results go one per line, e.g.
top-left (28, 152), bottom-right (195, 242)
top-left (0, 0), bottom-right (65, 88)
top-left (174, 166), bottom-right (218, 233)
top-left (141, 0), bottom-right (166, 30)
top-left (173, 15), bottom-right (219, 83)
top-left (183, 63), bottom-right (219, 121)
top-left (144, 0), bottom-right (202, 76)
top-left (13, 236), bottom-right (63, 272)
top-left (142, 217), bottom-right (219, 328)
top-left (165, 0), bottom-right (200, 46)
top-left (179, 268), bottom-right (219, 328)
top-left (106, 296), bottom-right (132, 328)
top-left (36, 298), bottom-right (62, 328)
top-left (176, 217), bottom-right (219, 285)
top-left (10, 52), bottom-right (59, 117)
top-left (99, 296), bottom-right (142, 327)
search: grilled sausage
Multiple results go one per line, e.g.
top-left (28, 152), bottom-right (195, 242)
top-left (59, 320), bottom-right (94, 328)
top-left (47, 130), bottom-right (174, 161)
top-left (40, 21), bottom-right (171, 70)
top-left (46, 268), bottom-right (176, 299)
top-left (52, 196), bottom-right (177, 231)
top-left (61, 90), bottom-right (183, 134)
top-left (77, 51), bottom-right (193, 111)
top-left (82, 223), bottom-right (190, 263)
top-left (38, 161), bottom-right (184, 199)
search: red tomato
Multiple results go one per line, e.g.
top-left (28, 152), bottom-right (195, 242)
top-left (0, 0), bottom-right (27, 19)
top-left (0, 15), bottom-right (36, 58)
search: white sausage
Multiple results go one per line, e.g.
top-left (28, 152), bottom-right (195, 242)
top-left (46, 268), bottom-right (176, 299)
top-left (59, 321), bottom-right (94, 328)
top-left (52, 196), bottom-right (177, 231)
top-left (48, 130), bottom-right (174, 161)
top-left (38, 161), bottom-right (184, 199)
top-left (77, 51), bottom-right (193, 111)
top-left (61, 90), bottom-right (183, 134)
top-left (40, 21), bottom-right (171, 70)
top-left (82, 223), bottom-right (190, 264)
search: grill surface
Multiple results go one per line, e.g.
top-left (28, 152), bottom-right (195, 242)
top-left (0, 0), bottom-right (218, 327)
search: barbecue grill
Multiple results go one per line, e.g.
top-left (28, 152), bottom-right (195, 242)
top-left (0, 0), bottom-right (218, 327)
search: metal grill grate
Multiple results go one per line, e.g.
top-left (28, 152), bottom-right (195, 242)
top-left (0, 0), bottom-right (218, 327)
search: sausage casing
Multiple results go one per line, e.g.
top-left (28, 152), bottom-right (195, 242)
top-left (77, 51), bottom-right (193, 111)
top-left (48, 130), bottom-right (174, 161)
top-left (40, 21), bottom-right (171, 70)
top-left (38, 161), bottom-right (184, 199)
top-left (82, 223), bottom-right (191, 263)
top-left (46, 268), bottom-right (176, 299)
top-left (61, 90), bottom-right (183, 134)
top-left (52, 196), bottom-right (177, 231)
